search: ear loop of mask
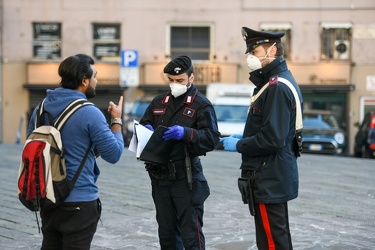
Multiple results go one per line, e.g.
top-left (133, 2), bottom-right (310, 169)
top-left (261, 42), bottom-right (277, 62)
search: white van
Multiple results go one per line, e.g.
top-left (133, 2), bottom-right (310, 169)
top-left (206, 83), bottom-right (255, 146)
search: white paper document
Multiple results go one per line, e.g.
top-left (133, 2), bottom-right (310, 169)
top-left (128, 120), bottom-right (154, 158)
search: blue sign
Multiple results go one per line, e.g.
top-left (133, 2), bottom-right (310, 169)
top-left (121, 50), bottom-right (138, 67)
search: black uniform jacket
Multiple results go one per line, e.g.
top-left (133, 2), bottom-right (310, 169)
top-left (140, 84), bottom-right (220, 163)
top-left (237, 56), bottom-right (303, 203)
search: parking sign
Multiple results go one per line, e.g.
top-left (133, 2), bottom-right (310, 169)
top-left (120, 50), bottom-right (139, 87)
top-left (121, 50), bottom-right (138, 67)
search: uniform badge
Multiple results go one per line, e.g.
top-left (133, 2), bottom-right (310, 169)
top-left (152, 108), bottom-right (166, 116)
top-left (174, 67), bottom-right (181, 74)
top-left (183, 107), bottom-right (195, 118)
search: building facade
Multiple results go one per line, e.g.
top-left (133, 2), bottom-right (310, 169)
top-left (1, 0), bottom-right (375, 155)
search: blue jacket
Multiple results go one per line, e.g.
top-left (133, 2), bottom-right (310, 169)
top-left (28, 88), bottom-right (124, 202)
top-left (237, 57), bottom-right (302, 203)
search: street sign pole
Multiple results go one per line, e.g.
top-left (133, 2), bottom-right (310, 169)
top-left (120, 50), bottom-right (139, 113)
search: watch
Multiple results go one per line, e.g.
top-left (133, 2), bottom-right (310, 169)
top-left (111, 117), bottom-right (123, 126)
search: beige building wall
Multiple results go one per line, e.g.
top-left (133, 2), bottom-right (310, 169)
top-left (2, 63), bottom-right (28, 143)
top-left (1, 0), bottom-right (375, 153)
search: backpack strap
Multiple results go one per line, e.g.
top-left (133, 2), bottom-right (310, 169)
top-left (35, 99), bottom-right (44, 128)
top-left (70, 142), bottom-right (92, 189)
top-left (54, 99), bottom-right (93, 130)
top-left (35, 99), bottom-right (54, 129)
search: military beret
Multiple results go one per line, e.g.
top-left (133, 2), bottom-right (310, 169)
top-left (241, 27), bottom-right (285, 54)
top-left (163, 55), bottom-right (192, 75)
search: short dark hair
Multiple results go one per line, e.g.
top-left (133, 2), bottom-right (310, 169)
top-left (58, 54), bottom-right (95, 89)
top-left (186, 66), bottom-right (194, 77)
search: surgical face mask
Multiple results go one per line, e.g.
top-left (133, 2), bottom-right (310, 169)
top-left (170, 82), bottom-right (188, 98)
top-left (246, 42), bottom-right (276, 72)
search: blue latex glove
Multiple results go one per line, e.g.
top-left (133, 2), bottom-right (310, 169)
top-left (163, 125), bottom-right (184, 140)
top-left (230, 134), bottom-right (243, 139)
top-left (145, 124), bottom-right (154, 131)
top-left (220, 137), bottom-right (240, 152)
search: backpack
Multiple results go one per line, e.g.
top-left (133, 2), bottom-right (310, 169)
top-left (18, 98), bottom-right (93, 213)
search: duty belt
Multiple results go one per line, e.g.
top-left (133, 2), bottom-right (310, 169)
top-left (147, 157), bottom-right (199, 183)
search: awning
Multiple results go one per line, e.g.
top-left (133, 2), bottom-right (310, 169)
top-left (321, 22), bottom-right (352, 29)
top-left (300, 84), bottom-right (355, 92)
top-left (23, 84), bottom-right (125, 92)
top-left (259, 23), bottom-right (293, 30)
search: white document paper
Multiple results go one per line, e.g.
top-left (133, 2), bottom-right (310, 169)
top-left (128, 120), bottom-right (154, 158)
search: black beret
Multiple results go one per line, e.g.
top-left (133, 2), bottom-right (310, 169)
top-left (241, 27), bottom-right (285, 54)
top-left (163, 55), bottom-right (192, 75)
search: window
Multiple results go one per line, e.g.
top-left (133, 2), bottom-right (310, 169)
top-left (260, 23), bottom-right (292, 60)
top-left (321, 23), bottom-right (351, 60)
top-left (93, 23), bottom-right (121, 61)
top-left (33, 22), bottom-right (61, 60)
top-left (168, 24), bottom-right (212, 60)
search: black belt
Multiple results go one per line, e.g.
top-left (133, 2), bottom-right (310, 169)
top-left (147, 157), bottom-right (199, 181)
top-left (172, 156), bottom-right (199, 169)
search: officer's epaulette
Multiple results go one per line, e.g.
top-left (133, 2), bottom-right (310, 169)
top-left (269, 75), bottom-right (278, 85)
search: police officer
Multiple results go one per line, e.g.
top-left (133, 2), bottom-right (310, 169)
top-left (220, 27), bottom-right (303, 250)
top-left (140, 55), bottom-right (220, 250)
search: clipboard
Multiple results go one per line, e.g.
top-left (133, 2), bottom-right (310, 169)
top-left (139, 125), bottom-right (176, 165)
top-left (128, 120), bottom-right (153, 158)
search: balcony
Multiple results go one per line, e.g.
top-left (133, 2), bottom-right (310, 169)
top-left (140, 62), bottom-right (239, 86)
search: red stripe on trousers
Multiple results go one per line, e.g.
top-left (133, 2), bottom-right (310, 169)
top-left (259, 203), bottom-right (275, 250)
top-left (196, 215), bottom-right (202, 249)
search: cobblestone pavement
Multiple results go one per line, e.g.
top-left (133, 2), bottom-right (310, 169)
top-left (0, 143), bottom-right (374, 249)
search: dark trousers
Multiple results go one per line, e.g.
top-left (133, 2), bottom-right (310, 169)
top-left (40, 199), bottom-right (101, 250)
top-left (254, 202), bottom-right (293, 250)
top-left (151, 166), bottom-right (209, 250)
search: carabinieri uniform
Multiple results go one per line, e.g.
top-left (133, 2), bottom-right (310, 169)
top-left (140, 84), bottom-right (220, 249)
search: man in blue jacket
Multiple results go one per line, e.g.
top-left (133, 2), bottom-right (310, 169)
top-left (27, 54), bottom-right (124, 250)
top-left (221, 27), bottom-right (303, 250)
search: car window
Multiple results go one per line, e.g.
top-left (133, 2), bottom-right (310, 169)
top-left (131, 102), bottom-right (150, 116)
top-left (303, 113), bottom-right (339, 129)
top-left (303, 118), bottom-right (331, 129)
top-left (214, 105), bottom-right (248, 122)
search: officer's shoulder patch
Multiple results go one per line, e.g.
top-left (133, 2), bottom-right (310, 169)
top-left (269, 75), bottom-right (278, 85)
top-left (183, 107), bottom-right (195, 118)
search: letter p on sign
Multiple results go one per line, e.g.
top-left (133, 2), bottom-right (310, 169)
top-left (121, 50), bottom-right (138, 67)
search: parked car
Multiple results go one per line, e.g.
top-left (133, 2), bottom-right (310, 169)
top-left (302, 110), bottom-right (346, 155)
top-left (353, 111), bottom-right (375, 158)
top-left (122, 97), bottom-right (152, 146)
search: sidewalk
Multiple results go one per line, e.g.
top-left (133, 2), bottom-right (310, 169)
top-left (0, 143), bottom-right (374, 249)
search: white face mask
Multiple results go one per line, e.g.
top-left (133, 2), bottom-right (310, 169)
top-left (246, 54), bottom-right (262, 72)
top-left (246, 43), bottom-right (276, 72)
top-left (170, 83), bottom-right (188, 98)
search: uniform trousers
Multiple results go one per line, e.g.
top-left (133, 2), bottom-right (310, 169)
top-left (254, 202), bottom-right (293, 250)
top-left (150, 164), bottom-right (208, 250)
top-left (40, 199), bottom-right (101, 250)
